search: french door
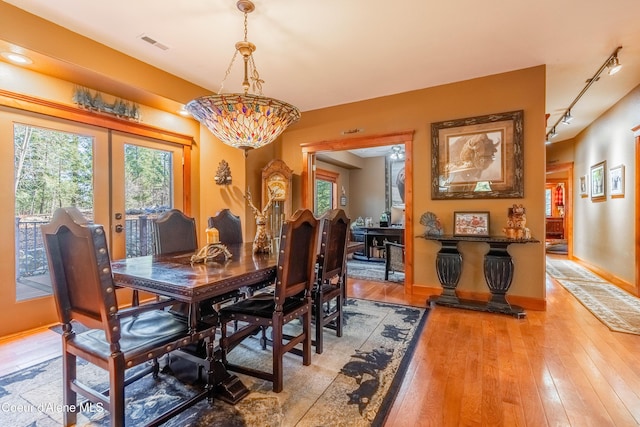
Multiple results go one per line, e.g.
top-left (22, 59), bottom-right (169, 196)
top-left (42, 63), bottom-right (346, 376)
top-left (110, 131), bottom-right (184, 260)
top-left (1, 107), bottom-right (186, 334)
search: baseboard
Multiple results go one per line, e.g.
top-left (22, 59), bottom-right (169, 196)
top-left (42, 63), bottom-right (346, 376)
top-left (411, 284), bottom-right (546, 311)
top-left (571, 256), bottom-right (638, 297)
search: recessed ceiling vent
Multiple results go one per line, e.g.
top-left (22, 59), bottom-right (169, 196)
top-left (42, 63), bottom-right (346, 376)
top-left (139, 34), bottom-right (169, 51)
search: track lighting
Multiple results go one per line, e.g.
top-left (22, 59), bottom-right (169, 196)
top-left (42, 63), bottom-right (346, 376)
top-left (545, 46), bottom-right (622, 143)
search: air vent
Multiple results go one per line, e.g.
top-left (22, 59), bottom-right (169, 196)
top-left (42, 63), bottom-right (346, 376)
top-left (139, 34), bottom-right (169, 51)
top-left (341, 128), bottom-right (363, 135)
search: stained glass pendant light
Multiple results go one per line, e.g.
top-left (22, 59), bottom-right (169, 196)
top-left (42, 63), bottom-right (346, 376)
top-left (186, 0), bottom-right (301, 155)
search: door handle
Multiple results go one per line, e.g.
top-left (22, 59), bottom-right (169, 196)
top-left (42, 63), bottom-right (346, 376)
top-left (115, 224), bottom-right (124, 233)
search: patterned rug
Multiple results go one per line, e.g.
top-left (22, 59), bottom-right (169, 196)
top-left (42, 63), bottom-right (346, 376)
top-left (347, 260), bottom-right (404, 283)
top-left (546, 258), bottom-right (640, 335)
top-left (0, 299), bottom-right (427, 426)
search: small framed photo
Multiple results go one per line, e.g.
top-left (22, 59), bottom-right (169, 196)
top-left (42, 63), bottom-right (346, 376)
top-left (579, 175), bottom-right (588, 197)
top-left (590, 160), bottom-right (606, 201)
top-left (609, 164), bottom-right (625, 198)
top-left (453, 211), bottom-right (490, 237)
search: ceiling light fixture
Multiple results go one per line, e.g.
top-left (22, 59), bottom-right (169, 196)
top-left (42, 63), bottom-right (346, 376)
top-left (545, 46), bottom-right (622, 143)
top-left (390, 145), bottom-right (405, 160)
top-left (185, 0), bottom-right (300, 156)
top-left (1, 51), bottom-right (33, 65)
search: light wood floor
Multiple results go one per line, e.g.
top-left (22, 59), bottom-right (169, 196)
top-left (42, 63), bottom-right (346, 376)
top-left (2, 258), bottom-right (639, 426)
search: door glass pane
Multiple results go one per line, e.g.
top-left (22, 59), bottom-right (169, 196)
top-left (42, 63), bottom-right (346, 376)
top-left (14, 124), bottom-right (94, 301)
top-left (124, 144), bottom-right (173, 258)
top-left (315, 179), bottom-right (333, 216)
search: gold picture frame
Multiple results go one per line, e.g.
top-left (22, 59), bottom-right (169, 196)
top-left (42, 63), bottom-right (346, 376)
top-left (431, 110), bottom-right (524, 199)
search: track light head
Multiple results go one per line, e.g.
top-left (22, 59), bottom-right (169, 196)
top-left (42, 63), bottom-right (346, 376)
top-left (561, 111), bottom-right (573, 125)
top-left (607, 55), bottom-right (622, 75)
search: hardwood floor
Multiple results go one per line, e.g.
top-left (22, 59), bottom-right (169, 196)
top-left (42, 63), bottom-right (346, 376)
top-left (2, 259), bottom-right (639, 426)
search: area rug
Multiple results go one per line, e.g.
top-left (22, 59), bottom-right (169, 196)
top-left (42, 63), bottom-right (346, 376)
top-left (547, 258), bottom-right (640, 335)
top-left (347, 260), bottom-right (404, 283)
top-left (0, 298), bottom-right (427, 426)
top-left (546, 258), bottom-right (607, 283)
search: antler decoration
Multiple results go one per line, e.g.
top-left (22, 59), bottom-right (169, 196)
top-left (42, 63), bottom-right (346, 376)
top-left (190, 243), bottom-right (232, 264)
top-left (244, 187), bottom-right (276, 253)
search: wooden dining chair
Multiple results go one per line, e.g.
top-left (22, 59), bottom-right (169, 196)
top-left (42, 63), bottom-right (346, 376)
top-left (313, 209), bottom-right (350, 354)
top-left (41, 207), bottom-right (215, 427)
top-left (208, 208), bottom-right (243, 244)
top-left (152, 208), bottom-right (198, 255)
top-left (219, 209), bottom-right (319, 393)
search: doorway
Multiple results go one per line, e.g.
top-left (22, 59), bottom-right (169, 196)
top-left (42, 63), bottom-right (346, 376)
top-left (300, 131), bottom-right (415, 292)
top-left (545, 162), bottom-right (573, 258)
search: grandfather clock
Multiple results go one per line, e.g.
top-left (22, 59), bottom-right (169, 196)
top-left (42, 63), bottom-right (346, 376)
top-left (262, 159), bottom-right (293, 239)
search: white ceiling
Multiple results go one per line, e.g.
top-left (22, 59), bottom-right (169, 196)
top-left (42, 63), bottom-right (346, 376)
top-left (3, 0), bottom-right (640, 144)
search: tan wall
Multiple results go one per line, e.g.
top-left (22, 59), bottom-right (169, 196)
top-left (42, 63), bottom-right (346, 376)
top-left (349, 157), bottom-right (386, 224)
top-left (280, 66), bottom-right (547, 301)
top-left (572, 84), bottom-right (640, 283)
top-left (547, 138), bottom-right (575, 166)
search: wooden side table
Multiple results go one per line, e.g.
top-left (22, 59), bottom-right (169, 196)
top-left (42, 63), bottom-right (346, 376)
top-left (422, 235), bottom-right (539, 318)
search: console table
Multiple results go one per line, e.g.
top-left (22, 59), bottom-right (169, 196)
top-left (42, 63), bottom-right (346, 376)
top-left (351, 226), bottom-right (404, 262)
top-left (422, 235), bottom-right (539, 318)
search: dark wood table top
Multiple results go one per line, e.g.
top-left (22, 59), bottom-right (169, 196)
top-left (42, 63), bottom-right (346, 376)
top-left (112, 242), bottom-right (277, 303)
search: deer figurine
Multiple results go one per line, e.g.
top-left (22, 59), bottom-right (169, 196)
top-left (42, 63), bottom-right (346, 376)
top-left (244, 187), bottom-right (275, 253)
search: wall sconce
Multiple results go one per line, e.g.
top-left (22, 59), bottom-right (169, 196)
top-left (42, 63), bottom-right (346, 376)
top-left (214, 160), bottom-right (232, 185)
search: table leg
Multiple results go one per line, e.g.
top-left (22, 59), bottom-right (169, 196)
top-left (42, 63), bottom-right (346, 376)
top-left (429, 240), bottom-right (462, 305)
top-left (483, 242), bottom-right (526, 318)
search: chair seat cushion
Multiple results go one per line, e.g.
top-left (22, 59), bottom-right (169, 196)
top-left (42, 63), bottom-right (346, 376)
top-left (71, 310), bottom-right (190, 360)
top-left (220, 293), bottom-right (306, 318)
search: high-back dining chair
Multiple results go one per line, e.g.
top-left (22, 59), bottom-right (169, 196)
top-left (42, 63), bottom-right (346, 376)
top-left (219, 209), bottom-right (319, 393)
top-left (41, 207), bottom-right (215, 427)
top-left (208, 208), bottom-right (243, 244)
top-left (313, 209), bottom-right (350, 354)
top-left (152, 208), bottom-right (198, 254)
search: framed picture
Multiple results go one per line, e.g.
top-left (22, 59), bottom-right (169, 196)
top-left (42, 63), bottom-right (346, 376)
top-left (590, 160), bottom-right (606, 201)
top-left (609, 164), bottom-right (625, 197)
top-left (385, 157), bottom-right (405, 210)
top-left (453, 211), bottom-right (490, 237)
top-left (431, 110), bottom-right (524, 199)
top-left (579, 175), bottom-right (588, 197)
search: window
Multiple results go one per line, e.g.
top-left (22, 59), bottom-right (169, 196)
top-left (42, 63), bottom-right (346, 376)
top-left (314, 169), bottom-right (339, 216)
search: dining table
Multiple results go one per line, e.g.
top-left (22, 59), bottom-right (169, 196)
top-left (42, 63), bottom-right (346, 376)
top-left (111, 242), bottom-right (278, 404)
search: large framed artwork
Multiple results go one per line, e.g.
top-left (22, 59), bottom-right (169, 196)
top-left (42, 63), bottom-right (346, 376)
top-left (590, 160), bottom-right (606, 201)
top-left (431, 110), bottom-right (524, 199)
